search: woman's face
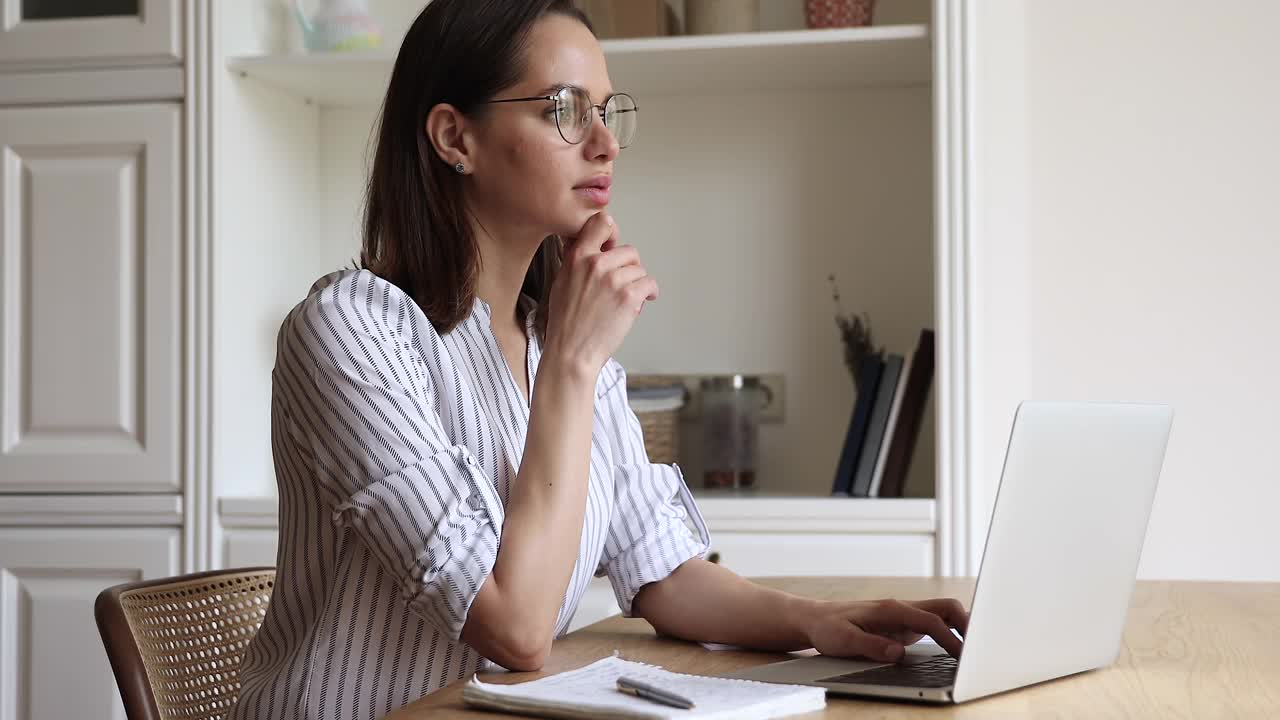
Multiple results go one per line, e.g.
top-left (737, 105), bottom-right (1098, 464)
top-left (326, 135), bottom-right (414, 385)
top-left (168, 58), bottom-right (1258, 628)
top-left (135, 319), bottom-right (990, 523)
top-left (468, 14), bottom-right (620, 240)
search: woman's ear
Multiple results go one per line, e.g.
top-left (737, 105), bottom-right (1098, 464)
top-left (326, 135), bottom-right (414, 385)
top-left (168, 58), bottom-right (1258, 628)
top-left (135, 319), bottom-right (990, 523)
top-left (425, 103), bottom-right (472, 172)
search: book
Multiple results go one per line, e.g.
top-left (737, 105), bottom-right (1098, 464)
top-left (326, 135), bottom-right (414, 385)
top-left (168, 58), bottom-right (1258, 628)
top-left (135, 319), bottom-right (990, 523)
top-left (830, 355), bottom-right (884, 496)
top-left (850, 353), bottom-right (904, 497)
top-left (878, 329), bottom-right (935, 498)
top-left (869, 351), bottom-right (914, 497)
top-left (462, 654), bottom-right (826, 720)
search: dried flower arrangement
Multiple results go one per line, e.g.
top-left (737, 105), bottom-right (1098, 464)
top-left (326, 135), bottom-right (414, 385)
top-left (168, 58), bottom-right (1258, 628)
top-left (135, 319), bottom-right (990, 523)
top-left (828, 273), bottom-right (885, 395)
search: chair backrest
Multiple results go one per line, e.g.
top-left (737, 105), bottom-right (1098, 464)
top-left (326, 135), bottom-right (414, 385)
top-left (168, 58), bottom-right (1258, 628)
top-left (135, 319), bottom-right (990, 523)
top-left (95, 567), bottom-right (276, 720)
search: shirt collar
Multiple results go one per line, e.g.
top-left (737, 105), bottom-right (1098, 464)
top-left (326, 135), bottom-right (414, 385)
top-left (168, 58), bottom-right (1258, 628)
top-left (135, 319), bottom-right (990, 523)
top-left (472, 292), bottom-right (538, 336)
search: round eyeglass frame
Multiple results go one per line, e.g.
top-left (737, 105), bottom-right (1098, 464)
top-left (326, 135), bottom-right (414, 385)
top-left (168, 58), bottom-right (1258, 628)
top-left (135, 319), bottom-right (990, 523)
top-left (481, 86), bottom-right (638, 148)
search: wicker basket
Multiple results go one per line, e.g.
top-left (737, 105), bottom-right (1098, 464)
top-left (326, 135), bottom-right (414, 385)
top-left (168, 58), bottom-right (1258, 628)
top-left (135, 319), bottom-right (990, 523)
top-left (626, 375), bottom-right (687, 465)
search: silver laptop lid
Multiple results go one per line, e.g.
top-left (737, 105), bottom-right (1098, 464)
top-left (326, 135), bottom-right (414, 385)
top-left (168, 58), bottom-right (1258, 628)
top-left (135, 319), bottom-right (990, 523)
top-left (953, 401), bottom-right (1173, 703)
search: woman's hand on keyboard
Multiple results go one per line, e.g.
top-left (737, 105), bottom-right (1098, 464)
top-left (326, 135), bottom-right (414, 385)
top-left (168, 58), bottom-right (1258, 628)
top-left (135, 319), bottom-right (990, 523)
top-left (803, 597), bottom-right (969, 663)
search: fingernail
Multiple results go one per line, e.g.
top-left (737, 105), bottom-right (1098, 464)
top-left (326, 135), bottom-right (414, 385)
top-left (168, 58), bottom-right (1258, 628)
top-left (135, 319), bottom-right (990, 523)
top-left (604, 214), bottom-right (614, 226)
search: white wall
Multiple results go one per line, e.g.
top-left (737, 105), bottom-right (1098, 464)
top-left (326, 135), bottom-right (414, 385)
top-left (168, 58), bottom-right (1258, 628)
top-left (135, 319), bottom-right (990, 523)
top-left (212, 0), bottom-right (335, 500)
top-left (962, 0), bottom-right (1034, 576)
top-left (971, 0), bottom-right (1280, 581)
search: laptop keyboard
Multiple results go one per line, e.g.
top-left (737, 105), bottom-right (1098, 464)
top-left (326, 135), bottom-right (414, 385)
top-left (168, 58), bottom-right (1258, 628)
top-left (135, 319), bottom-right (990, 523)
top-left (819, 655), bottom-right (959, 688)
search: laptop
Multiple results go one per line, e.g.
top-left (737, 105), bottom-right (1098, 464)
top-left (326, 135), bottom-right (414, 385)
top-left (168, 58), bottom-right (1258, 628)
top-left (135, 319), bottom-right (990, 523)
top-left (720, 400), bottom-right (1174, 704)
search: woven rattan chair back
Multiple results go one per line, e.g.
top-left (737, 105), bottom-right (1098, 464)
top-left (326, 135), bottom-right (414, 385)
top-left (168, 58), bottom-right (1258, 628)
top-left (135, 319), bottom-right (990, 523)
top-left (95, 567), bottom-right (276, 720)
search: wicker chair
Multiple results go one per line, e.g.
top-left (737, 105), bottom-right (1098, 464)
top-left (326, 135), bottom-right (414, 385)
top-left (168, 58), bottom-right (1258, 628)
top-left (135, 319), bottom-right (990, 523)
top-left (94, 567), bottom-right (276, 720)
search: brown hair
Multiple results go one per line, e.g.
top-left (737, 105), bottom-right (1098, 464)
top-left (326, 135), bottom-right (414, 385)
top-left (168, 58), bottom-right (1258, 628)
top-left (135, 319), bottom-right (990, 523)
top-left (358, 0), bottom-right (593, 344)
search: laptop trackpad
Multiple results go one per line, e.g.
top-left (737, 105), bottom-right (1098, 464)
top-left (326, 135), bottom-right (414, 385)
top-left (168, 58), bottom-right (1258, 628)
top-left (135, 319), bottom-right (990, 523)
top-left (717, 643), bottom-right (948, 685)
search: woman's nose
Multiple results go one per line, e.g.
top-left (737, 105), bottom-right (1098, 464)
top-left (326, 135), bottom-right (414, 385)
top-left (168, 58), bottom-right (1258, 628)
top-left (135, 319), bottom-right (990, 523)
top-left (584, 110), bottom-right (619, 159)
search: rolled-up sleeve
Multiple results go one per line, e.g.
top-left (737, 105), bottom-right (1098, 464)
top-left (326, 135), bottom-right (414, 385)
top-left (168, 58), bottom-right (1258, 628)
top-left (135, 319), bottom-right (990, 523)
top-left (278, 279), bottom-right (504, 642)
top-left (595, 361), bottom-right (711, 617)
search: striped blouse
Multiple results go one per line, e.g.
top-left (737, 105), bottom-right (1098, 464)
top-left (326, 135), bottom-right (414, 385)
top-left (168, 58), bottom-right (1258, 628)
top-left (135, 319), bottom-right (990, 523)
top-left (230, 269), bottom-right (711, 720)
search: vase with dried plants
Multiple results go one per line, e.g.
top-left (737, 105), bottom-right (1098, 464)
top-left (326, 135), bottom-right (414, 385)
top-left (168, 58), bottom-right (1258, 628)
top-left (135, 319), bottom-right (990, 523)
top-left (828, 273), bottom-right (884, 396)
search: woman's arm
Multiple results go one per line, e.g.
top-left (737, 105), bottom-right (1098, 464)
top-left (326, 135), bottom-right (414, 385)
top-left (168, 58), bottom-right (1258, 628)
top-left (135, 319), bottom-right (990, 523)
top-left (633, 558), bottom-right (969, 661)
top-left (632, 558), bottom-right (816, 650)
top-left (469, 211), bottom-right (660, 669)
top-left (462, 352), bottom-right (597, 670)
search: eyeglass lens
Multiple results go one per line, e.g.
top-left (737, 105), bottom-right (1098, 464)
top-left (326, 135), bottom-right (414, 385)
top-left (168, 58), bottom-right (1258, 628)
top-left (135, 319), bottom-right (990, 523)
top-left (556, 87), bottom-right (637, 147)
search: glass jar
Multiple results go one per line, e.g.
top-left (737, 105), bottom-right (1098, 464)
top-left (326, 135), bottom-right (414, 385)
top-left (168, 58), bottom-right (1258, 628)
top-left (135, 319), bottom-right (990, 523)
top-left (699, 375), bottom-right (772, 489)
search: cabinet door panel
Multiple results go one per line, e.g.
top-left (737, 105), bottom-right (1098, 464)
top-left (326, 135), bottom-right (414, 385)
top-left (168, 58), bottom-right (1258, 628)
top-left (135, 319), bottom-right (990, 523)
top-left (0, 527), bottom-right (181, 720)
top-left (0, 104), bottom-right (182, 492)
top-left (0, 0), bottom-right (182, 69)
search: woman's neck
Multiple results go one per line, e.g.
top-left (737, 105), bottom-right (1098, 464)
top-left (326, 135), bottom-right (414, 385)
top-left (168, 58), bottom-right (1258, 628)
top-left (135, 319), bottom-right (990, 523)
top-left (471, 212), bottom-right (544, 333)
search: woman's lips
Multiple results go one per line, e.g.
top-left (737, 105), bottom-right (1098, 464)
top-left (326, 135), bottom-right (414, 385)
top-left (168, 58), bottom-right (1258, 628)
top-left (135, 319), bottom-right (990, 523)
top-left (575, 186), bottom-right (611, 205)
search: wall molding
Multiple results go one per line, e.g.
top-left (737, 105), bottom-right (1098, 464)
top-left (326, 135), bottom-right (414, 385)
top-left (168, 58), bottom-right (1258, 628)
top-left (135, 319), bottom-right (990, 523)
top-left (933, 0), bottom-right (981, 577)
top-left (184, 0), bottom-right (215, 573)
top-left (219, 497), bottom-right (279, 529)
top-left (0, 495), bottom-right (183, 526)
top-left (0, 66), bottom-right (183, 105)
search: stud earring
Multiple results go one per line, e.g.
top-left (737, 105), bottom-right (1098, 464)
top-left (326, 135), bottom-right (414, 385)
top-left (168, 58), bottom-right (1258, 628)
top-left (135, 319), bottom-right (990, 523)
top-left (454, 162), bottom-right (465, 174)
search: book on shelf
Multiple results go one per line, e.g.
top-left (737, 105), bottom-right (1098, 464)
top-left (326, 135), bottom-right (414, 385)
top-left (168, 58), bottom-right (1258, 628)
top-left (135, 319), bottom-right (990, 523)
top-left (876, 328), bottom-right (935, 498)
top-left (829, 328), bottom-right (936, 499)
top-left (869, 350), bottom-right (914, 497)
top-left (851, 353), bottom-right (904, 497)
top-left (830, 354), bottom-right (884, 496)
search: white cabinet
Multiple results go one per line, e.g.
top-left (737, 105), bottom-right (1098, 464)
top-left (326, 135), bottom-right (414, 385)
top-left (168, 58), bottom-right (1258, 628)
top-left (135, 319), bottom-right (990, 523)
top-left (0, 0), bottom-right (183, 70)
top-left (0, 5), bottom-right (195, 713)
top-left (706, 533), bottom-right (933, 578)
top-left (0, 525), bottom-right (181, 720)
top-left (697, 496), bottom-right (936, 577)
top-left (0, 103), bottom-right (183, 493)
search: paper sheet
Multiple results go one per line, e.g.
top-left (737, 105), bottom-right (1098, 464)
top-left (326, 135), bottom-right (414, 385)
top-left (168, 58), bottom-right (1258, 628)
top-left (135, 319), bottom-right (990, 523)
top-left (463, 653), bottom-right (826, 720)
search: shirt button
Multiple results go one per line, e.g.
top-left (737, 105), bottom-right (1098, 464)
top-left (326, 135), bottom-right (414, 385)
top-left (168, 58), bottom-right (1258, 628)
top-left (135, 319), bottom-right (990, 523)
top-left (465, 456), bottom-right (476, 466)
top-left (467, 496), bottom-right (483, 510)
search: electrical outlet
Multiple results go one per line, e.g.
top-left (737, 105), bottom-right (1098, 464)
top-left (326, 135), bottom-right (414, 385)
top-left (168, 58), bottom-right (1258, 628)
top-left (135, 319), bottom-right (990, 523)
top-left (675, 373), bottom-right (786, 423)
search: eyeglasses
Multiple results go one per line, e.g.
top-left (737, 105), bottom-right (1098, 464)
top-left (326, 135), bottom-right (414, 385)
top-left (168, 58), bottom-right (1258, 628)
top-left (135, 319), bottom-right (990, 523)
top-left (482, 86), bottom-right (638, 148)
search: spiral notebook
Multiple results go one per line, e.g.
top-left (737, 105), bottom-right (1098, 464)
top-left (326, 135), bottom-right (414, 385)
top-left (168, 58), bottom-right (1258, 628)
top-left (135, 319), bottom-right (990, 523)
top-left (461, 653), bottom-right (826, 719)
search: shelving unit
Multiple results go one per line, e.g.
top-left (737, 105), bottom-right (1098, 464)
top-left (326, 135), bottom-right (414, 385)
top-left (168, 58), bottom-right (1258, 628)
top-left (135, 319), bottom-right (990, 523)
top-left (218, 17), bottom-right (940, 503)
top-left (228, 25), bottom-right (929, 106)
top-left (212, 7), bottom-right (947, 597)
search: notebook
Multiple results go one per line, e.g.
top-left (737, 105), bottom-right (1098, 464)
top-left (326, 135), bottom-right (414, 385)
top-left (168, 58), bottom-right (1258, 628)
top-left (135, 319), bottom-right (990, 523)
top-left (461, 653), bottom-right (826, 719)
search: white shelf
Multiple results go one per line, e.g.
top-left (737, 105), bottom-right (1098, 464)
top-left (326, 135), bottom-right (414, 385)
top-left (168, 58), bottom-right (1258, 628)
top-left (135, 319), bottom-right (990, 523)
top-left (221, 495), bottom-right (935, 534)
top-left (226, 24), bottom-right (930, 107)
top-left (695, 496), bottom-right (935, 533)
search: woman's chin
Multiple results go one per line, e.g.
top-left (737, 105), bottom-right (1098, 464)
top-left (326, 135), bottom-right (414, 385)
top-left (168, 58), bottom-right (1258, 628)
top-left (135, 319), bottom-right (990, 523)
top-left (554, 210), bottom-right (605, 239)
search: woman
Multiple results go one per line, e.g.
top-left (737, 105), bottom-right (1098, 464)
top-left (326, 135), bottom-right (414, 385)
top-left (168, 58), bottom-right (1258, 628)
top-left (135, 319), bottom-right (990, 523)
top-left (232, 2), bottom-right (969, 718)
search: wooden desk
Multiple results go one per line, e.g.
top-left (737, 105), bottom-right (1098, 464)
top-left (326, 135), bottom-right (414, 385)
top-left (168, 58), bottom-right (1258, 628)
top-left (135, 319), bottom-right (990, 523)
top-left (387, 577), bottom-right (1280, 719)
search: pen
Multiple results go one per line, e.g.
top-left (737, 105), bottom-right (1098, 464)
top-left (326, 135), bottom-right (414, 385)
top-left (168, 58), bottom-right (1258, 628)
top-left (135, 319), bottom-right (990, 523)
top-left (616, 676), bottom-right (696, 710)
